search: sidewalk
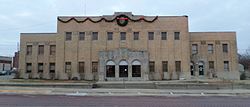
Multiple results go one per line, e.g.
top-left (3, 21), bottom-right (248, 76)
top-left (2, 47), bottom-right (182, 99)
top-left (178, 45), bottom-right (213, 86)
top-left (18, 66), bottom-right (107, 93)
top-left (1, 86), bottom-right (250, 96)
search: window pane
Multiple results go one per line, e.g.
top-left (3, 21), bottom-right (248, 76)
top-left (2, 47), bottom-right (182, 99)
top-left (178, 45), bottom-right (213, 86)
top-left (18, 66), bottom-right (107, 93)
top-left (224, 61), bottom-right (229, 71)
top-left (107, 32), bottom-right (113, 40)
top-left (132, 65), bottom-right (141, 77)
top-left (208, 44), bottom-right (213, 54)
top-left (92, 62), bottom-right (98, 72)
top-left (133, 32), bottom-right (139, 40)
top-left (79, 32), bottom-right (85, 40)
top-left (38, 45), bottom-right (44, 55)
top-left (26, 45), bottom-right (32, 55)
top-left (162, 61), bottom-right (168, 72)
top-left (26, 63), bottom-right (32, 73)
top-left (50, 45), bottom-right (56, 55)
top-left (223, 44), bottom-right (228, 53)
top-left (120, 32), bottom-right (126, 40)
top-left (38, 63), bottom-right (43, 73)
top-left (50, 63), bottom-right (55, 73)
top-left (161, 32), bottom-right (167, 40)
top-left (192, 44), bottom-right (198, 54)
top-left (92, 32), bottom-right (98, 40)
top-left (175, 61), bottom-right (181, 72)
top-left (148, 32), bottom-right (154, 40)
top-left (79, 62), bottom-right (84, 73)
top-left (65, 62), bottom-right (71, 73)
top-left (106, 65), bottom-right (115, 77)
top-left (149, 61), bottom-right (155, 72)
top-left (209, 61), bottom-right (214, 69)
top-left (65, 32), bottom-right (72, 41)
top-left (174, 32), bottom-right (180, 40)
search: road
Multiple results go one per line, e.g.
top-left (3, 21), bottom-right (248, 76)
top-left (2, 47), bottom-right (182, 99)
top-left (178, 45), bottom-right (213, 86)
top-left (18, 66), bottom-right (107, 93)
top-left (0, 95), bottom-right (249, 107)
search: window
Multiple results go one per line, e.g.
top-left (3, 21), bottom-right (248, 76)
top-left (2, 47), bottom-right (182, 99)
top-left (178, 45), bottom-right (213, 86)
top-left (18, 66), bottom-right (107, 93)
top-left (148, 32), bottom-right (154, 40)
top-left (223, 44), bottom-right (228, 53)
top-left (162, 61), bottom-right (168, 72)
top-left (208, 44), bottom-right (213, 54)
top-left (38, 63), bottom-right (43, 73)
top-left (175, 61), bottom-right (181, 72)
top-left (50, 45), bottom-right (56, 55)
top-left (107, 32), bottom-right (113, 40)
top-left (192, 44), bottom-right (198, 54)
top-left (133, 32), bottom-right (139, 40)
top-left (149, 61), bottom-right (155, 72)
top-left (92, 32), bottom-right (98, 40)
top-left (38, 45), bottom-right (44, 55)
top-left (65, 32), bottom-right (72, 41)
top-left (106, 61), bottom-right (115, 77)
top-left (49, 63), bottom-right (55, 73)
top-left (79, 32), bottom-right (85, 40)
top-left (120, 32), bottom-right (126, 40)
top-left (26, 63), bottom-right (32, 73)
top-left (161, 32), bottom-right (167, 40)
top-left (26, 45), bottom-right (32, 55)
top-left (79, 62), bottom-right (84, 73)
top-left (224, 61), bottom-right (229, 71)
top-left (174, 32), bottom-right (180, 40)
top-left (65, 62), bottom-right (71, 73)
top-left (209, 61), bottom-right (214, 69)
top-left (132, 61), bottom-right (141, 77)
top-left (92, 62), bottom-right (98, 72)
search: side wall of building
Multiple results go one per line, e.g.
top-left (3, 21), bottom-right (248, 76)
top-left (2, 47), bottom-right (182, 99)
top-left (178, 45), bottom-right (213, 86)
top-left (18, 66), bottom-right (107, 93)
top-left (190, 32), bottom-right (239, 80)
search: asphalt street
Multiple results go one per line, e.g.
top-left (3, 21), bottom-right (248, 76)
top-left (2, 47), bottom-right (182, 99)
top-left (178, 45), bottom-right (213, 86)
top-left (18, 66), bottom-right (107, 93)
top-left (0, 95), bottom-right (249, 107)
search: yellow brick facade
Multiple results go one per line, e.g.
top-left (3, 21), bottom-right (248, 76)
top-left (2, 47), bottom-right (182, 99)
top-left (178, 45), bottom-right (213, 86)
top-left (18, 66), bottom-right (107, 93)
top-left (19, 12), bottom-right (239, 80)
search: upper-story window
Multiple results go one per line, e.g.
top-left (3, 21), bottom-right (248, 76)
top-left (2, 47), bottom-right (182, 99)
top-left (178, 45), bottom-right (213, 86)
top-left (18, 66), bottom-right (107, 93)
top-left (79, 32), bottom-right (85, 40)
top-left (50, 45), bottom-right (56, 55)
top-left (92, 32), bottom-right (98, 40)
top-left (208, 44), bottom-right (213, 54)
top-left (222, 44), bottom-right (228, 53)
top-left (65, 32), bottom-right (72, 41)
top-left (38, 45), bottom-right (44, 55)
top-left (148, 32), bottom-right (154, 40)
top-left (161, 32), bottom-right (167, 40)
top-left (107, 32), bottom-right (113, 40)
top-left (174, 32), bottom-right (180, 40)
top-left (26, 45), bottom-right (32, 55)
top-left (120, 32), bottom-right (126, 40)
top-left (192, 44), bottom-right (198, 54)
top-left (133, 32), bottom-right (139, 40)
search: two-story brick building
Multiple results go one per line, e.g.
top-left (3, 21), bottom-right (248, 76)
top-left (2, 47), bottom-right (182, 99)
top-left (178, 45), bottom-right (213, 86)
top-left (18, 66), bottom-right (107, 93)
top-left (19, 12), bottom-right (239, 80)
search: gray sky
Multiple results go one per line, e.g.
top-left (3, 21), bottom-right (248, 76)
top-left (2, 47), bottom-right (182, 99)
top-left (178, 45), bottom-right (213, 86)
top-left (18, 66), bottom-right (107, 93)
top-left (0, 0), bottom-right (249, 56)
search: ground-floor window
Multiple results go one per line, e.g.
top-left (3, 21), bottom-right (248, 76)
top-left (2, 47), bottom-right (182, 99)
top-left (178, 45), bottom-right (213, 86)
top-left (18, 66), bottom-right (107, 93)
top-left (26, 63), bottom-right (32, 73)
top-left (65, 62), bottom-right (71, 73)
top-left (49, 63), bottom-right (55, 73)
top-left (106, 65), bottom-right (115, 77)
top-left (38, 63), bottom-right (43, 73)
top-left (190, 62), bottom-right (194, 76)
top-left (132, 65), bottom-right (141, 77)
top-left (149, 61), bottom-right (155, 72)
top-left (119, 65), bottom-right (128, 77)
top-left (78, 62), bottom-right (84, 73)
top-left (92, 62), bottom-right (98, 72)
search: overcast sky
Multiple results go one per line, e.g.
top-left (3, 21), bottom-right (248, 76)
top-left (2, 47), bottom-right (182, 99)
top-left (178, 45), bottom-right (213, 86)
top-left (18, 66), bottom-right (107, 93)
top-left (0, 0), bottom-right (249, 56)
